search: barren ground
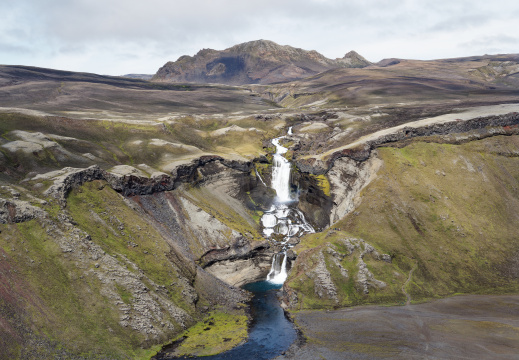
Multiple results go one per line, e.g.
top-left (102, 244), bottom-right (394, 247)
top-left (278, 295), bottom-right (519, 359)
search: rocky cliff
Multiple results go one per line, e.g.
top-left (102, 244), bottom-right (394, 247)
top-left (0, 153), bottom-right (275, 358)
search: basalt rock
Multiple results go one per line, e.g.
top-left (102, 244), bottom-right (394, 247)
top-left (295, 112), bottom-right (519, 175)
top-left (283, 238), bottom-right (391, 309)
top-left (198, 238), bottom-right (270, 267)
top-left (0, 197), bottom-right (46, 224)
top-left (327, 154), bottom-right (383, 224)
top-left (294, 172), bottom-right (333, 231)
top-left (43, 165), bottom-right (105, 206)
top-left (42, 156), bottom-right (255, 207)
top-left (202, 240), bottom-right (274, 287)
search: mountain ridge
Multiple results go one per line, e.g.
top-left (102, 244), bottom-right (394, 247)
top-left (153, 39), bottom-right (371, 85)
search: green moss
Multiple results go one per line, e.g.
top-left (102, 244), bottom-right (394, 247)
top-left (312, 174), bottom-right (331, 197)
top-left (172, 311), bottom-right (248, 357)
top-left (0, 220), bottom-right (155, 359)
top-left (66, 181), bottom-right (194, 310)
top-left (287, 136), bottom-right (519, 310)
top-left (114, 283), bottom-right (133, 305)
top-left (337, 138), bottom-right (519, 300)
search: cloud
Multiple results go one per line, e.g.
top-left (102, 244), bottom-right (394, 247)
top-left (459, 35), bottom-right (519, 55)
top-left (1, 0), bottom-right (518, 74)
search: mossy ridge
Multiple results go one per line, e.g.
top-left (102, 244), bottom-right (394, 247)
top-left (0, 220), bottom-right (158, 359)
top-left (66, 180), bottom-right (196, 311)
top-left (339, 137), bottom-right (519, 300)
top-left (169, 310), bottom-right (248, 357)
top-left (288, 235), bottom-right (408, 309)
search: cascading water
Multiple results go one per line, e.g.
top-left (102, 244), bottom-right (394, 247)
top-left (155, 128), bottom-right (305, 360)
top-left (261, 127), bottom-right (315, 284)
top-left (270, 138), bottom-right (291, 202)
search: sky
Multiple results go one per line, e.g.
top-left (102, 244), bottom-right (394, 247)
top-left (1, 0), bottom-right (518, 76)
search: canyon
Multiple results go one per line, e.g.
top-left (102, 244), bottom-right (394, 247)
top-left (1, 41), bottom-right (519, 359)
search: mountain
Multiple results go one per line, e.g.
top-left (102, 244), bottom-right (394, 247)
top-left (153, 39), bottom-right (371, 85)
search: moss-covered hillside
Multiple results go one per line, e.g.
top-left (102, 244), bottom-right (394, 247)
top-left (0, 178), bottom-right (251, 359)
top-left (285, 135), bottom-right (519, 309)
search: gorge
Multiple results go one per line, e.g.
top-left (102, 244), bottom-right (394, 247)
top-left (1, 43), bottom-right (519, 359)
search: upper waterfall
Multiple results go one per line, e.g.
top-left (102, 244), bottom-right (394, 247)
top-left (271, 137), bottom-right (292, 202)
top-left (261, 127), bottom-right (315, 284)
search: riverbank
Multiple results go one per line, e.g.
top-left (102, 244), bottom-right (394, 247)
top-left (154, 281), bottom-right (297, 359)
top-left (276, 294), bottom-right (519, 359)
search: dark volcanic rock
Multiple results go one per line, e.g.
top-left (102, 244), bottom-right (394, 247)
top-left (198, 238), bottom-right (270, 268)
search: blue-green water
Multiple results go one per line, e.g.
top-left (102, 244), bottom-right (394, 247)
top-left (155, 281), bottom-right (297, 360)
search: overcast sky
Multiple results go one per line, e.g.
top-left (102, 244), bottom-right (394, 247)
top-left (1, 0), bottom-right (518, 75)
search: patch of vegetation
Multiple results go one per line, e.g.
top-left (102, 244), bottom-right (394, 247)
top-left (310, 174), bottom-right (331, 197)
top-left (170, 311), bottom-right (248, 357)
top-left (67, 181), bottom-right (195, 310)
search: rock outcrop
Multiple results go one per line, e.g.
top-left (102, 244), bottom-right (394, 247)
top-left (41, 156), bottom-right (256, 207)
top-left (0, 197), bottom-right (46, 224)
top-left (327, 154), bottom-right (383, 224)
top-left (295, 112), bottom-right (519, 174)
top-left (0, 176), bottom-right (250, 354)
top-left (283, 238), bottom-right (391, 309)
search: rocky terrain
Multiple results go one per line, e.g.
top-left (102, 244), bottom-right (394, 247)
top-left (1, 42), bottom-right (519, 359)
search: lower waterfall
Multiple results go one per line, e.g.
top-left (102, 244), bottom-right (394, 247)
top-left (261, 128), bottom-right (315, 283)
top-left (266, 252), bottom-right (288, 284)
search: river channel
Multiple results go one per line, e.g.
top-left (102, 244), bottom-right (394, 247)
top-left (155, 129), bottom-right (312, 359)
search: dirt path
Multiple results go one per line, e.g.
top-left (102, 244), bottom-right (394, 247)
top-left (319, 103), bottom-right (519, 159)
top-left (402, 263), bottom-right (417, 306)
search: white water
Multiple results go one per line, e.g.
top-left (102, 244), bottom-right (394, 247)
top-left (262, 127), bottom-right (315, 284)
top-left (271, 138), bottom-right (291, 202)
top-left (255, 165), bottom-right (267, 186)
top-left (267, 252), bottom-right (288, 284)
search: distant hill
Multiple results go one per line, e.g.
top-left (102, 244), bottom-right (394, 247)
top-left (121, 74), bottom-right (153, 80)
top-left (153, 39), bottom-right (371, 85)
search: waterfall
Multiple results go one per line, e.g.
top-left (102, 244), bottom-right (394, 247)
top-left (271, 138), bottom-right (292, 202)
top-left (266, 253), bottom-right (288, 284)
top-left (255, 165), bottom-right (267, 186)
top-left (261, 127), bottom-right (315, 284)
